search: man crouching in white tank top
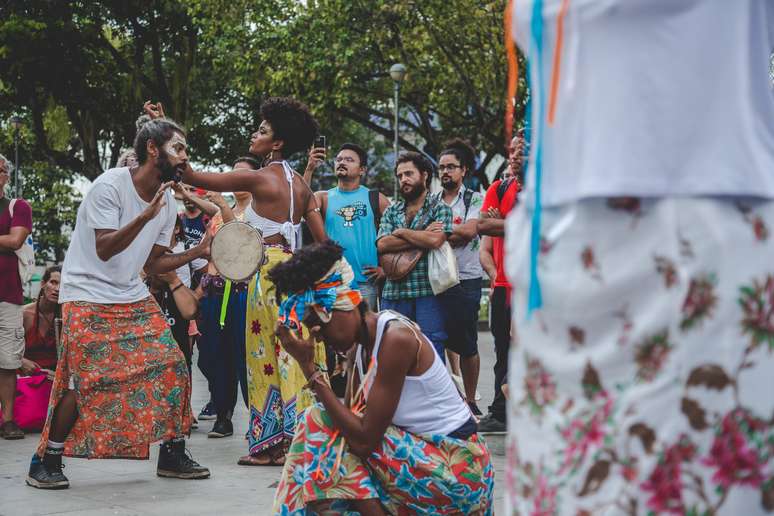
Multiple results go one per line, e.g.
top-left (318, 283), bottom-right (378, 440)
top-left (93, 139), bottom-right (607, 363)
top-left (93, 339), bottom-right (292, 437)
top-left (269, 240), bottom-right (494, 515)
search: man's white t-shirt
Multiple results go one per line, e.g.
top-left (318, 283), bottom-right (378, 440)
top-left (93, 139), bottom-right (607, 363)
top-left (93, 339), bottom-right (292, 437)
top-left (437, 186), bottom-right (484, 280)
top-left (513, 0), bottom-right (774, 206)
top-left (60, 167), bottom-right (177, 304)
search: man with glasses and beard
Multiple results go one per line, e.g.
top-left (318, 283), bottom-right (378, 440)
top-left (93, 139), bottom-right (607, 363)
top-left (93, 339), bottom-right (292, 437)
top-left (376, 152), bottom-right (452, 361)
top-left (434, 139), bottom-right (485, 416)
top-left (27, 118), bottom-right (212, 490)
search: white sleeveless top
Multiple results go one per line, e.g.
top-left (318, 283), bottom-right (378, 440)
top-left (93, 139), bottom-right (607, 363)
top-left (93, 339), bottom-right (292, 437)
top-left (355, 311), bottom-right (472, 435)
top-left (243, 160), bottom-right (302, 250)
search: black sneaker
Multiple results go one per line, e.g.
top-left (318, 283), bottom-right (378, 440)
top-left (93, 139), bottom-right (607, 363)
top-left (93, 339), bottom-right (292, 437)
top-left (468, 402), bottom-right (483, 417)
top-left (157, 440), bottom-right (210, 479)
top-left (477, 414), bottom-right (507, 434)
top-left (208, 419), bottom-right (233, 438)
top-left (26, 453), bottom-right (69, 490)
top-left (198, 401), bottom-right (216, 421)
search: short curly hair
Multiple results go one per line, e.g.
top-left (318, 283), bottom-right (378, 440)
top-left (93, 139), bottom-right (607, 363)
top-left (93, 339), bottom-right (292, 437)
top-left (267, 240), bottom-right (342, 301)
top-left (260, 97), bottom-right (319, 158)
top-left (396, 151), bottom-right (434, 188)
top-left (439, 138), bottom-right (476, 173)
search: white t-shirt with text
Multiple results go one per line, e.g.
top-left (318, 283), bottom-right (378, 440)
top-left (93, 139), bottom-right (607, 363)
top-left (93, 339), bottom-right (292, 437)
top-left (60, 167), bottom-right (177, 304)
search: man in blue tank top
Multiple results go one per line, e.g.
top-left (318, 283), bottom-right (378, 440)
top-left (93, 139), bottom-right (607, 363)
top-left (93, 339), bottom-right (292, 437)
top-left (310, 143), bottom-right (390, 310)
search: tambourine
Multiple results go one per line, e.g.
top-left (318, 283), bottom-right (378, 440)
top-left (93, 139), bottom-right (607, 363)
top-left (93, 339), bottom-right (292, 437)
top-left (210, 221), bottom-right (267, 281)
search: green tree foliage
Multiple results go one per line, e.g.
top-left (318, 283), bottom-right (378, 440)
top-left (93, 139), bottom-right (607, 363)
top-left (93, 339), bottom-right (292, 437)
top-left (0, 0), bottom-right (526, 192)
top-left (0, 124), bottom-right (80, 263)
top-left (21, 161), bottom-right (81, 264)
top-left (0, 0), bottom-right (206, 180)
top-left (192, 0), bottom-right (529, 186)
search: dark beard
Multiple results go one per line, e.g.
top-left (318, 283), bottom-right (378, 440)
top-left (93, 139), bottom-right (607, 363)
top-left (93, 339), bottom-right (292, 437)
top-left (400, 183), bottom-right (424, 202)
top-left (441, 178), bottom-right (459, 191)
top-left (156, 153), bottom-right (181, 182)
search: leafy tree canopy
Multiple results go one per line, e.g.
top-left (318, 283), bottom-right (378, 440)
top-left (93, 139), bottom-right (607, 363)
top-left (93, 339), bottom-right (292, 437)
top-left (0, 0), bottom-right (528, 259)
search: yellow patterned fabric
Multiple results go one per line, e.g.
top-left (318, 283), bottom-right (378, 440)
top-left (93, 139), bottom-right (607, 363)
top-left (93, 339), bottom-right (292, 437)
top-left (245, 245), bottom-right (326, 454)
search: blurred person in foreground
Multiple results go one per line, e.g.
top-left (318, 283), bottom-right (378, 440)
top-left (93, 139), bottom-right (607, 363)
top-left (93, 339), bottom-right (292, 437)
top-left (504, 2), bottom-right (774, 513)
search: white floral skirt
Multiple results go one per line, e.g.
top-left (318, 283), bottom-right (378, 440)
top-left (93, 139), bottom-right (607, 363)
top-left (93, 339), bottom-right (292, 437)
top-left (504, 197), bottom-right (774, 515)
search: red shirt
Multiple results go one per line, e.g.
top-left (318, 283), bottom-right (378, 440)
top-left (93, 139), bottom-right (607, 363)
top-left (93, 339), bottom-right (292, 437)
top-left (24, 316), bottom-right (58, 370)
top-left (0, 198), bottom-right (32, 305)
top-left (481, 179), bottom-right (520, 288)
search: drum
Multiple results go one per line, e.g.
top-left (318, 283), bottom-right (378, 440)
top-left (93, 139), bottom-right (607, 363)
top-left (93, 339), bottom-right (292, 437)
top-left (210, 221), bottom-right (266, 281)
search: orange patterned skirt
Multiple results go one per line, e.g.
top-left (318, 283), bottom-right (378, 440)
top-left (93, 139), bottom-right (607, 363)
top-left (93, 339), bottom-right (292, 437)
top-left (36, 298), bottom-right (191, 459)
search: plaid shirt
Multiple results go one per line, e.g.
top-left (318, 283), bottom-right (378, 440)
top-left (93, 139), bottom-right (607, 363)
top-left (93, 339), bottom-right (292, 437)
top-left (377, 193), bottom-right (453, 300)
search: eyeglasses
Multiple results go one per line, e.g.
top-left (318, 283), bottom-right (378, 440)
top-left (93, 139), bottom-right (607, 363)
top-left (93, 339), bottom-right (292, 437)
top-left (335, 156), bottom-right (358, 164)
top-left (438, 164), bottom-right (462, 173)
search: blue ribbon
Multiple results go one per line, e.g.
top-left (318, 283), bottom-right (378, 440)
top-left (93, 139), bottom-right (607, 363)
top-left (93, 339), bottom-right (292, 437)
top-left (278, 273), bottom-right (343, 330)
top-left (527, 0), bottom-right (545, 316)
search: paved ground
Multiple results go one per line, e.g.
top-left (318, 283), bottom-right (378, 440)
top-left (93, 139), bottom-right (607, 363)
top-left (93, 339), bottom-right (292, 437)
top-left (0, 332), bottom-right (505, 515)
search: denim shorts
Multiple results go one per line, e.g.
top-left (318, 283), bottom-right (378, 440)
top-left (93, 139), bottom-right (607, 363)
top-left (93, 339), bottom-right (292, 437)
top-left (357, 281), bottom-right (379, 312)
top-left (380, 295), bottom-right (447, 363)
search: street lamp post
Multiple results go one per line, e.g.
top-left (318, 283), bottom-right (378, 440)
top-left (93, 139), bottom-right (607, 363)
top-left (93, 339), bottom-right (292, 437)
top-left (389, 63), bottom-right (407, 200)
top-left (11, 116), bottom-right (22, 198)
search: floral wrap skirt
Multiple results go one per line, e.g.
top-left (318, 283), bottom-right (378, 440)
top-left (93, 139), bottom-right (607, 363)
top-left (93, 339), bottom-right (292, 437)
top-left (36, 298), bottom-right (191, 459)
top-left (504, 197), bottom-right (774, 515)
top-left (272, 405), bottom-right (495, 515)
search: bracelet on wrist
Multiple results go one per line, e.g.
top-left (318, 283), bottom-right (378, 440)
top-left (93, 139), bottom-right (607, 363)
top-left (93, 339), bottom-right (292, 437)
top-left (304, 368), bottom-right (325, 390)
top-left (170, 282), bottom-right (184, 293)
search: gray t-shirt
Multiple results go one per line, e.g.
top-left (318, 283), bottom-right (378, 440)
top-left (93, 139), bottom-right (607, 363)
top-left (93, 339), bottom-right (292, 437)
top-left (60, 167), bottom-right (176, 304)
top-left (437, 186), bottom-right (483, 280)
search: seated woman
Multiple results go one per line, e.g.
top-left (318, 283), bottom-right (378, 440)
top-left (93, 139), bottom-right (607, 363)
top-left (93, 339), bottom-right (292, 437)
top-left (269, 241), bottom-right (494, 515)
top-left (20, 266), bottom-right (62, 380)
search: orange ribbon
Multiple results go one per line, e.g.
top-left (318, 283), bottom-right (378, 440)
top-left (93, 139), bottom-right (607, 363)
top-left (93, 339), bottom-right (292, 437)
top-left (548, 0), bottom-right (571, 125)
top-left (504, 0), bottom-right (519, 146)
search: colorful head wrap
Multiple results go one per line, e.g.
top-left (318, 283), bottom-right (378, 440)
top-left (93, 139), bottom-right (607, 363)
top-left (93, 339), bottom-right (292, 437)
top-left (278, 258), bottom-right (362, 330)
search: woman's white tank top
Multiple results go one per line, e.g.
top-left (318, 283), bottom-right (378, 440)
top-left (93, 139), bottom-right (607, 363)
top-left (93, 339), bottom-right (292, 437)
top-left (243, 160), bottom-right (302, 250)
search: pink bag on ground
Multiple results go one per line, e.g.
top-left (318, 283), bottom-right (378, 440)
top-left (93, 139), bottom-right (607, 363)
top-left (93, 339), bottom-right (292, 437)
top-left (0, 373), bottom-right (53, 431)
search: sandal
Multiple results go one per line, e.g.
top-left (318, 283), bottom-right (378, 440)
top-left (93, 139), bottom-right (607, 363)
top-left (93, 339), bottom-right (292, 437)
top-left (237, 453), bottom-right (273, 466)
top-left (237, 445), bottom-right (286, 466)
top-left (268, 448), bottom-right (286, 466)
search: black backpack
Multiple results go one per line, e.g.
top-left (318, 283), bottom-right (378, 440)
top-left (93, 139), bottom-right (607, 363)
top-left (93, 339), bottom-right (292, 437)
top-left (496, 177), bottom-right (516, 202)
top-left (368, 189), bottom-right (381, 230)
top-left (432, 189), bottom-right (475, 220)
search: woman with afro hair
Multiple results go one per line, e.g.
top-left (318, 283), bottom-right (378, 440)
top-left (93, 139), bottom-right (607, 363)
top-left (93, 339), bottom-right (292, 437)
top-left (182, 96), bottom-right (327, 466)
top-left (268, 241), bottom-right (493, 514)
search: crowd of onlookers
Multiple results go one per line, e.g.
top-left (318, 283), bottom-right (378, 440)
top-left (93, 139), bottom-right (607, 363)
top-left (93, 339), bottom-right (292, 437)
top-left (0, 127), bottom-right (526, 441)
